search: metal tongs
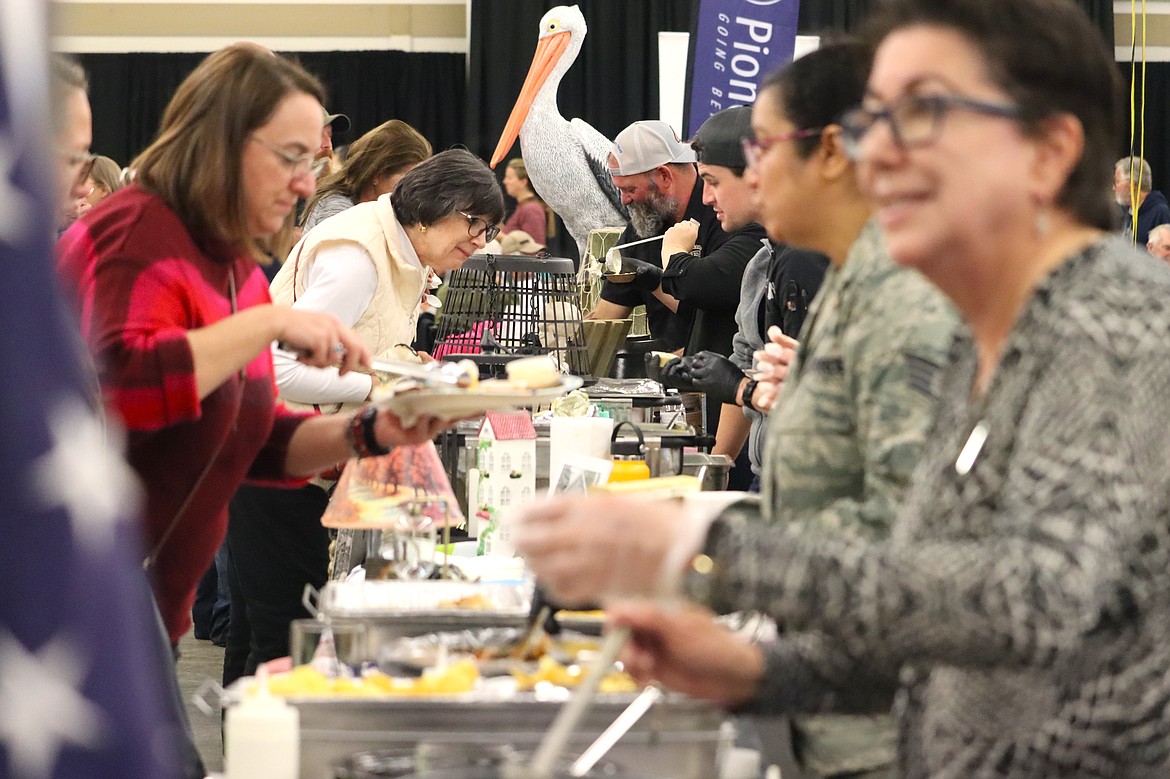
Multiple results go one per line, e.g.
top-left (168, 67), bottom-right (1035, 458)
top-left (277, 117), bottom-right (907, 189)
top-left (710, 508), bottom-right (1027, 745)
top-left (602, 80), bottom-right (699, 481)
top-left (273, 344), bottom-right (475, 389)
top-left (509, 587), bottom-right (562, 661)
top-left (524, 626), bottom-right (633, 778)
top-left (368, 356), bottom-right (476, 389)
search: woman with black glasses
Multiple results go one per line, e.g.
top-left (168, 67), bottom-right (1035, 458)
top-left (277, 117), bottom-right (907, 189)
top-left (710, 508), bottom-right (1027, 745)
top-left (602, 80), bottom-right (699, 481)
top-left (222, 149), bottom-right (504, 685)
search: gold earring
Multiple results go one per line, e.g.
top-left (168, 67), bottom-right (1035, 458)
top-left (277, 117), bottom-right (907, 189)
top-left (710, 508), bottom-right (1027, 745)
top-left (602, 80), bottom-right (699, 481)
top-left (419, 224), bottom-right (428, 233)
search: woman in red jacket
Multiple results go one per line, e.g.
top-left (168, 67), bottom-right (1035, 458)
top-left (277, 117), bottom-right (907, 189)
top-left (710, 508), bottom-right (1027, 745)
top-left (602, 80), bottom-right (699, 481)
top-left (57, 42), bottom-right (448, 645)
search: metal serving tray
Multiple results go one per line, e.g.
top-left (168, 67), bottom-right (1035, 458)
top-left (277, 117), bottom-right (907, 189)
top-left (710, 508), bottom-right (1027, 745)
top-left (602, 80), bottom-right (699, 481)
top-left (258, 692), bottom-right (727, 779)
top-left (313, 580), bottom-right (532, 619)
top-left (306, 580), bottom-right (534, 653)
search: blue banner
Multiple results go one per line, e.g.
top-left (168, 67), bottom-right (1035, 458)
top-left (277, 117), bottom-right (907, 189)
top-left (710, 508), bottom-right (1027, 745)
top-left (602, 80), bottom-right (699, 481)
top-left (684, 0), bottom-right (801, 138)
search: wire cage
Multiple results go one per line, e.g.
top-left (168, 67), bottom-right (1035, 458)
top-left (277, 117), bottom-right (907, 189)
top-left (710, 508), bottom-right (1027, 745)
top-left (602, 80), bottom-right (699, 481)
top-left (432, 255), bottom-right (591, 379)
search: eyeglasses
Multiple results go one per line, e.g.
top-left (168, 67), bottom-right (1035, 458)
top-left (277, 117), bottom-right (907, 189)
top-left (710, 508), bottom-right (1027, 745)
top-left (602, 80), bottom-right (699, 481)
top-left (249, 136), bottom-right (328, 179)
top-left (840, 93), bottom-right (1021, 159)
top-left (58, 149), bottom-right (96, 183)
top-left (741, 128), bottom-right (824, 169)
top-left (458, 210), bottom-right (500, 243)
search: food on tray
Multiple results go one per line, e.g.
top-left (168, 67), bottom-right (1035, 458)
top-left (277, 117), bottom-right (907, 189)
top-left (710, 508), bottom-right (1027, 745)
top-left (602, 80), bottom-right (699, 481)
top-left (556, 609), bottom-right (605, 621)
top-left (504, 355), bottom-right (562, 389)
top-left (263, 659), bottom-right (480, 698)
top-left (453, 359), bottom-right (479, 389)
top-left (437, 593), bottom-right (493, 610)
top-left (604, 247), bottom-right (622, 275)
top-left (511, 656), bottom-right (637, 694)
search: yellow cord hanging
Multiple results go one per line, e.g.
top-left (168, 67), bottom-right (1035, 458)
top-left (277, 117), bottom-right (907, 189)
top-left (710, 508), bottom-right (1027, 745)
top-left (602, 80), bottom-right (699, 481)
top-left (1126, 0), bottom-right (1149, 244)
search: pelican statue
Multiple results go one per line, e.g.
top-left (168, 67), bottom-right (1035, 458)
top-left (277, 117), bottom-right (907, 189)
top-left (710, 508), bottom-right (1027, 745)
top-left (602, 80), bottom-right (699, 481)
top-left (490, 4), bottom-right (628, 257)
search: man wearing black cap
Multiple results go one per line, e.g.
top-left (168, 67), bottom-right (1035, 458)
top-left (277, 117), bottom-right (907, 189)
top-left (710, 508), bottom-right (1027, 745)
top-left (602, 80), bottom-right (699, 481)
top-left (656, 106), bottom-right (828, 486)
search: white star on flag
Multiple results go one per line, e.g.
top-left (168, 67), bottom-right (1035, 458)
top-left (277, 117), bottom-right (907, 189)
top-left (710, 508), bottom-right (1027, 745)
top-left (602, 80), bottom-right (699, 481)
top-left (30, 397), bottom-right (141, 554)
top-left (0, 631), bottom-right (106, 779)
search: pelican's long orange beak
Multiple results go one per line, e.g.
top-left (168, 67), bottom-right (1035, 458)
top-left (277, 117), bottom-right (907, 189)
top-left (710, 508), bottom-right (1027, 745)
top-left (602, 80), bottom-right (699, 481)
top-left (490, 30), bottom-right (571, 169)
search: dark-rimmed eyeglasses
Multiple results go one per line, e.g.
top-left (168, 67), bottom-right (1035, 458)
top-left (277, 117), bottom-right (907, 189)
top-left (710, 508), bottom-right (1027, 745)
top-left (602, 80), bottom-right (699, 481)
top-left (58, 149), bottom-right (96, 183)
top-left (250, 135), bottom-right (328, 179)
top-left (840, 93), bottom-right (1021, 159)
top-left (741, 128), bottom-right (825, 169)
top-left (458, 210), bottom-right (500, 243)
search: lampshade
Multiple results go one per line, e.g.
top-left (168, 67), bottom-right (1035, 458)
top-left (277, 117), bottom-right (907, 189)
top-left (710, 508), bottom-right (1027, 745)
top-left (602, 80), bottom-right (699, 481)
top-left (320, 441), bottom-right (464, 530)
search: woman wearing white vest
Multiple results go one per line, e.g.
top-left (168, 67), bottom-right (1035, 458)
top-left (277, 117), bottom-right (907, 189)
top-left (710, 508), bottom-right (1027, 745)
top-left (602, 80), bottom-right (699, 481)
top-left (223, 149), bottom-right (504, 685)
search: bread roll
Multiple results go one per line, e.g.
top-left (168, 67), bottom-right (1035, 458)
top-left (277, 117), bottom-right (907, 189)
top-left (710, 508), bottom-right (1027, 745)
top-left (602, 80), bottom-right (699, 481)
top-left (505, 355), bottom-right (561, 389)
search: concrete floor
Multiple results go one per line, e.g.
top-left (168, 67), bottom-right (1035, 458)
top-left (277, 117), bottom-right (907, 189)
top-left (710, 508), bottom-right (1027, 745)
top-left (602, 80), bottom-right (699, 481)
top-left (175, 632), bottom-right (225, 774)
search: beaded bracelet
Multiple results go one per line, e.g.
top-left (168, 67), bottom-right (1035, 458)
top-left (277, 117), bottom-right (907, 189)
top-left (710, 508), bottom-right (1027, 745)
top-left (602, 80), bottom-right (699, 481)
top-left (346, 405), bottom-right (391, 458)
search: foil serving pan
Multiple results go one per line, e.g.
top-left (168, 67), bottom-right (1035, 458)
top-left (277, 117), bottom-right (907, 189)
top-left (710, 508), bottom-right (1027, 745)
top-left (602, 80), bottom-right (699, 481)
top-left (313, 580), bottom-right (532, 619)
top-left (306, 582), bottom-right (602, 652)
top-left (270, 692), bottom-right (726, 779)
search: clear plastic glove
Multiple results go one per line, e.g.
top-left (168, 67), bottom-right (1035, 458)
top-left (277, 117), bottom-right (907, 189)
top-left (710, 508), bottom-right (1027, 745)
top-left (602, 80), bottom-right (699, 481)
top-left (687, 351), bottom-right (746, 405)
top-left (513, 495), bottom-right (711, 607)
top-left (618, 256), bottom-right (665, 292)
top-left (661, 218), bottom-right (700, 265)
top-left (752, 326), bottom-right (799, 412)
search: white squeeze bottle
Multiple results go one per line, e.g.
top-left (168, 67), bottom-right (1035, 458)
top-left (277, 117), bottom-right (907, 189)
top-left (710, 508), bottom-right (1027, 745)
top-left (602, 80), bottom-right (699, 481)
top-left (225, 665), bottom-right (299, 779)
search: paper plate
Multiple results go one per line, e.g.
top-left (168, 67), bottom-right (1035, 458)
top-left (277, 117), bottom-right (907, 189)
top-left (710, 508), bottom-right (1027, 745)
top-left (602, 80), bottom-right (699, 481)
top-left (603, 272), bottom-right (637, 283)
top-left (372, 376), bottom-right (583, 424)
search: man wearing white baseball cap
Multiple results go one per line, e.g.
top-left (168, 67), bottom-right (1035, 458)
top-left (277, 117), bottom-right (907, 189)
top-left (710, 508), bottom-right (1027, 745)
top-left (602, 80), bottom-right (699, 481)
top-left (608, 119), bottom-right (698, 175)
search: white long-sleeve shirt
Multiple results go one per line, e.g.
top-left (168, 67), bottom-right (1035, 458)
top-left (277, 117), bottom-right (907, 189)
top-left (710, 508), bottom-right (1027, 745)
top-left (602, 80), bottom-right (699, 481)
top-left (272, 212), bottom-right (425, 405)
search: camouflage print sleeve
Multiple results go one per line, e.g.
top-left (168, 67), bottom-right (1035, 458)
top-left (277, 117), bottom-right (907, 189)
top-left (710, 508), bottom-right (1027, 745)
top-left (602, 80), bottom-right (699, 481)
top-left (791, 264), bottom-right (958, 539)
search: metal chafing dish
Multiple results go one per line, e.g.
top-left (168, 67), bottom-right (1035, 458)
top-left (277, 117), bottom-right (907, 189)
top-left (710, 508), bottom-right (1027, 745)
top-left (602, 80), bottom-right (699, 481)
top-left (283, 692), bottom-right (726, 779)
top-left (243, 581), bottom-right (729, 779)
top-left (335, 743), bottom-right (678, 778)
top-left (306, 580), bottom-right (606, 657)
top-left (335, 744), bottom-right (649, 778)
top-left (306, 580), bottom-right (533, 655)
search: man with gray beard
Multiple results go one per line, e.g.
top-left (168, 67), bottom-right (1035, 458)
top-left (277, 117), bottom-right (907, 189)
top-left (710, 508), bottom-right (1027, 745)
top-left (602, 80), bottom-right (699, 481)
top-left (590, 121), bottom-right (764, 364)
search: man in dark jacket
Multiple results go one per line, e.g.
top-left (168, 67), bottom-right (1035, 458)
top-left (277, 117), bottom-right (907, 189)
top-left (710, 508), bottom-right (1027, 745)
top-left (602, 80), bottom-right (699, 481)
top-left (1115, 155), bottom-right (1170, 246)
top-left (652, 106), bottom-right (828, 487)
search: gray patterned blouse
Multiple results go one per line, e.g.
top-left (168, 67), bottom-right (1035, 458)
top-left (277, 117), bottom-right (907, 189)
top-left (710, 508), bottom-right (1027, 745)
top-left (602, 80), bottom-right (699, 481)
top-left (694, 237), bottom-right (1170, 777)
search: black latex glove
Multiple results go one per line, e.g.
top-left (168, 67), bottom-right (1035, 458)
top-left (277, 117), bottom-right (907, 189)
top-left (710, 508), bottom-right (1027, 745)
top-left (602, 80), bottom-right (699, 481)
top-left (619, 256), bottom-right (664, 292)
top-left (687, 351), bottom-right (747, 405)
top-left (653, 355), bottom-right (697, 392)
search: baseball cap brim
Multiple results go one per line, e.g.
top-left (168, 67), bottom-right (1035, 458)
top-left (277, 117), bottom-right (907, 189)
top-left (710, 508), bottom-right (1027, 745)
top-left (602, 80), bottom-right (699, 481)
top-left (325, 113), bottom-right (351, 133)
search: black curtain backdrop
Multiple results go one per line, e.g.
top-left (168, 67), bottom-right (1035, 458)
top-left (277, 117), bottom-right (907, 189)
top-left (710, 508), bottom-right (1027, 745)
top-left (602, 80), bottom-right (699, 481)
top-left (466, 0), bottom-right (1115, 164)
top-left (465, 0), bottom-right (693, 164)
top-left (77, 50), bottom-right (466, 167)
top-left (466, 0), bottom-right (1114, 259)
top-left (466, 1), bottom-right (692, 260)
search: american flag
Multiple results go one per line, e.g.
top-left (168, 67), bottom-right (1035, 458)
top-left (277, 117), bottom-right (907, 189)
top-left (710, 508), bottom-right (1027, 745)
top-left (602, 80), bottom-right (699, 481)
top-left (0, 4), bottom-right (181, 778)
